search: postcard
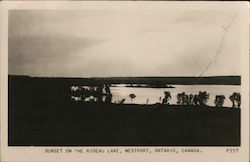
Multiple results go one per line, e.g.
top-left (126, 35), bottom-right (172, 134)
top-left (0, 1), bottom-right (249, 162)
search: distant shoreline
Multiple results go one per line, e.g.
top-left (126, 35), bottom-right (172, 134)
top-left (8, 75), bottom-right (241, 85)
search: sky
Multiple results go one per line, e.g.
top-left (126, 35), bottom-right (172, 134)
top-left (8, 8), bottom-right (243, 77)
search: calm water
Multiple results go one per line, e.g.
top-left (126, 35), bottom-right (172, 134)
top-left (111, 85), bottom-right (240, 107)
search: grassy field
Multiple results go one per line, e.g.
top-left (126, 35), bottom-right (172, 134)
top-left (8, 75), bottom-right (240, 146)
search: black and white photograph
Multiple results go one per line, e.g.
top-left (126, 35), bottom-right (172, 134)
top-left (7, 5), bottom-right (245, 146)
top-left (0, 1), bottom-right (249, 162)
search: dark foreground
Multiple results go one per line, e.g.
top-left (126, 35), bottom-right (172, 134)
top-left (8, 75), bottom-right (240, 146)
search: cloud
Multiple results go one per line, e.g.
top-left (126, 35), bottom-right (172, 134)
top-left (8, 35), bottom-right (106, 76)
top-left (8, 9), bottom-right (242, 77)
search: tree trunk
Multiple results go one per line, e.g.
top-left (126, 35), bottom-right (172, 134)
top-left (232, 101), bottom-right (235, 108)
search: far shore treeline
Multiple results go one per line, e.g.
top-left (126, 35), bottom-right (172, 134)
top-left (8, 75), bottom-right (241, 85)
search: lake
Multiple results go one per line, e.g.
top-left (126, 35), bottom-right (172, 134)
top-left (111, 84), bottom-right (240, 107)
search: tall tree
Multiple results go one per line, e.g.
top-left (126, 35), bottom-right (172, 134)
top-left (129, 94), bottom-right (136, 103)
top-left (214, 95), bottom-right (225, 107)
top-left (162, 91), bottom-right (171, 105)
top-left (197, 91), bottom-right (209, 105)
top-left (230, 92), bottom-right (241, 108)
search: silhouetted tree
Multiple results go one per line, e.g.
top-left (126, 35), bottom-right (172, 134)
top-left (214, 95), bottom-right (225, 107)
top-left (230, 92), bottom-right (241, 108)
top-left (177, 92), bottom-right (185, 105)
top-left (129, 94), bottom-right (136, 103)
top-left (97, 85), bottom-right (103, 93)
top-left (193, 95), bottom-right (198, 105)
top-left (96, 85), bottom-right (104, 102)
top-left (197, 91), bottom-right (209, 105)
top-left (229, 94), bottom-right (235, 108)
top-left (162, 91), bottom-right (171, 105)
top-left (183, 94), bottom-right (189, 105)
top-left (188, 94), bottom-right (194, 105)
top-left (236, 93), bottom-right (241, 108)
top-left (177, 92), bottom-right (189, 105)
top-left (105, 84), bottom-right (111, 94)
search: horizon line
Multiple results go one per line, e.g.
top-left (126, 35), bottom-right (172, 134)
top-left (8, 74), bottom-right (241, 79)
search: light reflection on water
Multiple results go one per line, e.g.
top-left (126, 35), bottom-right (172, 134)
top-left (111, 85), bottom-right (240, 107)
